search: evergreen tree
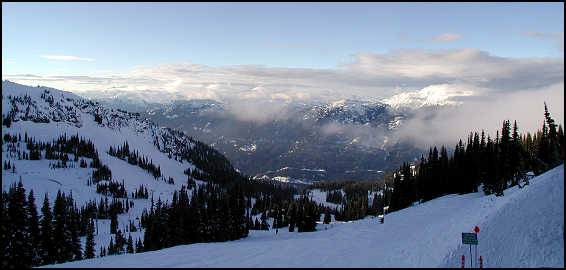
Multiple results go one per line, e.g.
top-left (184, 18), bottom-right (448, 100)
top-left (1, 191), bottom-right (10, 269)
top-left (52, 190), bottom-right (72, 263)
top-left (6, 181), bottom-right (32, 268)
top-left (107, 237), bottom-right (115, 255)
top-left (39, 193), bottom-right (55, 265)
top-left (543, 103), bottom-right (562, 166)
top-left (287, 202), bottom-right (296, 232)
top-left (110, 212), bottom-right (118, 234)
top-left (260, 212), bottom-right (269, 230)
top-left (27, 190), bottom-right (41, 266)
top-left (323, 208), bottom-right (331, 224)
top-left (114, 230), bottom-right (126, 255)
top-left (135, 238), bottom-right (143, 253)
top-left (69, 201), bottom-right (82, 261)
top-left (254, 218), bottom-right (260, 230)
top-left (127, 234), bottom-right (134, 254)
top-left (84, 219), bottom-right (96, 259)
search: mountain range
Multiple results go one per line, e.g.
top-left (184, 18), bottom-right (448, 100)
top-left (93, 93), bottom-right (436, 183)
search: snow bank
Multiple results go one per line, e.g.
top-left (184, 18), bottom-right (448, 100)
top-left (441, 164), bottom-right (564, 268)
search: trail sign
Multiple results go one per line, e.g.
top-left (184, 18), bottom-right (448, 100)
top-left (462, 232), bottom-right (478, 245)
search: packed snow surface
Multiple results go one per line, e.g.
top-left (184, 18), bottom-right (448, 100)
top-left (44, 164), bottom-right (564, 268)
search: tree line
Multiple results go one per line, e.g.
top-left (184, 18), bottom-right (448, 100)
top-left (388, 103), bottom-right (564, 213)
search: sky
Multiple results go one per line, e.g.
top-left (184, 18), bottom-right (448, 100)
top-left (2, 3), bottom-right (563, 74)
top-left (2, 2), bottom-right (564, 146)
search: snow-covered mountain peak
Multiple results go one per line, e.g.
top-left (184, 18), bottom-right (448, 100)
top-left (382, 84), bottom-right (474, 109)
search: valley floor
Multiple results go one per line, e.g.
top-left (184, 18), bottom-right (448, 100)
top-left (43, 164), bottom-right (564, 268)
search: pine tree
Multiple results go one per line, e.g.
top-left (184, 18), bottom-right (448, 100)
top-left (287, 202), bottom-right (296, 232)
top-left (69, 201), bottom-right (82, 261)
top-left (6, 180), bottom-right (32, 268)
top-left (27, 190), bottom-right (41, 266)
top-left (39, 193), bottom-right (55, 265)
top-left (323, 208), bottom-right (331, 224)
top-left (260, 212), bottom-right (269, 230)
top-left (52, 190), bottom-right (71, 263)
top-left (1, 191), bottom-right (10, 269)
top-left (110, 212), bottom-right (118, 234)
top-left (108, 237), bottom-right (115, 255)
top-left (135, 238), bottom-right (143, 253)
top-left (114, 230), bottom-right (126, 255)
top-left (543, 103), bottom-right (562, 166)
top-left (254, 218), bottom-right (260, 230)
top-left (127, 234), bottom-right (134, 254)
top-left (85, 219), bottom-right (96, 259)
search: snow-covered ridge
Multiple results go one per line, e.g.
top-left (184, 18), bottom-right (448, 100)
top-left (2, 80), bottom-right (199, 161)
top-left (304, 98), bottom-right (400, 128)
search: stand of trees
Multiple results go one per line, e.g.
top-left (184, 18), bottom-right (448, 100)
top-left (1, 132), bottom-right (98, 167)
top-left (388, 103), bottom-right (564, 213)
top-left (95, 180), bottom-right (127, 198)
top-left (108, 142), bottom-right (161, 179)
top-left (140, 182), bottom-right (249, 251)
top-left (325, 190), bottom-right (343, 204)
top-left (131, 184), bottom-right (149, 199)
top-left (1, 180), bottom-right (87, 267)
top-left (286, 195), bottom-right (320, 232)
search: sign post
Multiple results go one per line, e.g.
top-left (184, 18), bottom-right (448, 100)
top-left (474, 226), bottom-right (480, 267)
top-left (381, 205), bottom-right (389, 224)
top-left (462, 232), bottom-right (478, 267)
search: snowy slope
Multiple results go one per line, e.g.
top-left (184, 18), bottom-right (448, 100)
top-left (441, 164), bottom-right (564, 268)
top-left (2, 81), bottom-right (203, 198)
top-left (2, 81), bottom-right (215, 256)
top-left (43, 163), bottom-right (563, 267)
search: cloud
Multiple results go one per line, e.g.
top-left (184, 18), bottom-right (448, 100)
top-left (40, 55), bottom-right (95, 61)
top-left (392, 82), bottom-right (564, 149)
top-left (4, 48), bottom-right (563, 146)
top-left (523, 31), bottom-right (564, 39)
top-left (523, 31), bottom-right (564, 54)
top-left (6, 49), bottom-right (561, 103)
top-left (429, 31), bottom-right (462, 42)
top-left (347, 49), bottom-right (563, 91)
top-left (222, 99), bottom-right (297, 124)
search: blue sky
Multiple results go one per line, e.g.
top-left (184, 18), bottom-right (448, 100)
top-left (2, 2), bottom-right (564, 75)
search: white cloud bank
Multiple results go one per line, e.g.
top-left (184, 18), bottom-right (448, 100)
top-left (4, 48), bottom-right (563, 147)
